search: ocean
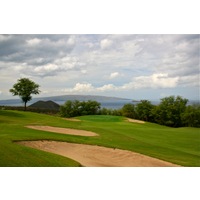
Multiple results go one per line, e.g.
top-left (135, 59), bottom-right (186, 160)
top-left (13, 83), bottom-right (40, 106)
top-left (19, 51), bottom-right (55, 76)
top-left (52, 100), bottom-right (135, 109)
top-left (0, 99), bottom-right (135, 110)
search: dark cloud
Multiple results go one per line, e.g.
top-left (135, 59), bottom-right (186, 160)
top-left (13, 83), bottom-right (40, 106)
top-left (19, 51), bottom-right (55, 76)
top-left (0, 34), bottom-right (76, 65)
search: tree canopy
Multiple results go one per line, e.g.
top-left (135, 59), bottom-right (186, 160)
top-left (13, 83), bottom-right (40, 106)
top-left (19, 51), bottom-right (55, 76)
top-left (121, 103), bottom-right (135, 118)
top-left (60, 100), bottom-right (101, 117)
top-left (10, 78), bottom-right (40, 110)
top-left (135, 100), bottom-right (154, 122)
top-left (154, 96), bottom-right (188, 127)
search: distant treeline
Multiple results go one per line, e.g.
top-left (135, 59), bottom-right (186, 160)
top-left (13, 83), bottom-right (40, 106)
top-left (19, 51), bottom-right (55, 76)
top-left (59, 96), bottom-right (200, 128)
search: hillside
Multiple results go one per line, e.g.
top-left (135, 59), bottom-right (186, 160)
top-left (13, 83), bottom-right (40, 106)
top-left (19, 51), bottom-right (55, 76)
top-left (29, 100), bottom-right (60, 111)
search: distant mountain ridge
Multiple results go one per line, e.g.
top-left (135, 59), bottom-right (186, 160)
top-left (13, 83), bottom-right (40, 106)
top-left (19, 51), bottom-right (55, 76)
top-left (0, 95), bottom-right (132, 106)
top-left (42, 95), bottom-right (131, 101)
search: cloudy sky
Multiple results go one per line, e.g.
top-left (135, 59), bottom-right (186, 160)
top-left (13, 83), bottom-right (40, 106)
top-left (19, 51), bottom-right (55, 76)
top-left (0, 34), bottom-right (199, 101)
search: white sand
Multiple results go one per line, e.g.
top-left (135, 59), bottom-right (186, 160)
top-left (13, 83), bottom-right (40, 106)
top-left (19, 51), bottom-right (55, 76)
top-left (26, 126), bottom-right (98, 136)
top-left (127, 118), bottom-right (145, 124)
top-left (18, 140), bottom-right (179, 167)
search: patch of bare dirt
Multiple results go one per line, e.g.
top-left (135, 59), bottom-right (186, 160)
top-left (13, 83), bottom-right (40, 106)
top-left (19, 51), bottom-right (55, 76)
top-left (25, 126), bottom-right (98, 136)
top-left (18, 140), bottom-right (179, 167)
top-left (127, 118), bottom-right (145, 124)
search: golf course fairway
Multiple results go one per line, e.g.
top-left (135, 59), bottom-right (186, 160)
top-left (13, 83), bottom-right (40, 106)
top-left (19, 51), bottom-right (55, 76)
top-left (0, 110), bottom-right (199, 166)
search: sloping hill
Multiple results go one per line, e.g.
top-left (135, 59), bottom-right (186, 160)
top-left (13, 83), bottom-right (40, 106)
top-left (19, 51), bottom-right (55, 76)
top-left (29, 100), bottom-right (60, 111)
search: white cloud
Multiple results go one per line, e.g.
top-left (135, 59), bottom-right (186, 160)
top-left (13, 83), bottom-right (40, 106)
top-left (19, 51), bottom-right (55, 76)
top-left (61, 73), bottom-right (179, 95)
top-left (26, 38), bottom-right (41, 45)
top-left (179, 75), bottom-right (199, 87)
top-left (81, 69), bottom-right (87, 74)
top-left (74, 83), bottom-right (94, 92)
top-left (62, 83), bottom-right (117, 94)
top-left (97, 84), bottom-right (116, 91)
top-left (64, 83), bottom-right (94, 93)
top-left (109, 72), bottom-right (120, 79)
top-left (0, 35), bottom-right (12, 42)
top-left (34, 64), bottom-right (59, 74)
top-left (12, 56), bottom-right (86, 77)
top-left (109, 73), bottom-right (180, 91)
top-left (134, 73), bottom-right (179, 89)
top-left (100, 39), bottom-right (113, 49)
top-left (67, 36), bottom-right (76, 46)
top-left (54, 56), bottom-right (85, 69)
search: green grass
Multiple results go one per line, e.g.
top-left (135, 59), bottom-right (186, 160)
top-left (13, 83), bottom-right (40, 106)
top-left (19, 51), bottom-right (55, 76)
top-left (0, 110), bottom-right (199, 166)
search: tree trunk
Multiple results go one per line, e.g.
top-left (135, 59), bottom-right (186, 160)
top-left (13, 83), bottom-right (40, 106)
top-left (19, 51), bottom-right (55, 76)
top-left (24, 101), bottom-right (27, 111)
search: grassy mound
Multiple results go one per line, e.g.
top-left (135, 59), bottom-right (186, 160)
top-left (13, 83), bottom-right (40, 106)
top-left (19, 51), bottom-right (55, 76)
top-left (29, 100), bottom-right (60, 111)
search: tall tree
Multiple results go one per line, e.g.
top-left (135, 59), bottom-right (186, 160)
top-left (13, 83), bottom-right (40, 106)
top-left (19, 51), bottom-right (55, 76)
top-left (181, 104), bottom-right (200, 127)
top-left (79, 100), bottom-right (101, 115)
top-left (121, 103), bottom-right (135, 118)
top-left (135, 100), bottom-right (154, 122)
top-left (155, 96), bottom-right (188, 127)
top-left (10, 78), bottom-right (40, 111)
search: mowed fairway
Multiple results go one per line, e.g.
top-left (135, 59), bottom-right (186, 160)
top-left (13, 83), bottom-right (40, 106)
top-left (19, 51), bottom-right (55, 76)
top-left (0, 110), bottom-right (199, 166)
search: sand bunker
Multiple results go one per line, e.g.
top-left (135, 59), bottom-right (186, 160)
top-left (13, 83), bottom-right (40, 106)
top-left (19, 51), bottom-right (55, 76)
top-left (62, 118), bottom-right (81, 122)
top-left (26, 126), bottom-right (98, 137)
top-left (127, 118), bottom-right (145, 124)
top-left (18, 140), bottom-right (179, 167)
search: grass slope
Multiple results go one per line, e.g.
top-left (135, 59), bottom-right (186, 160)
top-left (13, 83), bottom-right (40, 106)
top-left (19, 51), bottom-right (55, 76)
top-left (0, 110), bottom-right (199, 166)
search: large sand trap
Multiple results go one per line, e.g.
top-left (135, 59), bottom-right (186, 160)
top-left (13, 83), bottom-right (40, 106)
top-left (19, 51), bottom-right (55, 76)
top-left (26, 126), bottom-right (98, 136)
top-left (127, 118), bottom-right (145, 124)
top-left (18, 140), bottom-right (179, 167)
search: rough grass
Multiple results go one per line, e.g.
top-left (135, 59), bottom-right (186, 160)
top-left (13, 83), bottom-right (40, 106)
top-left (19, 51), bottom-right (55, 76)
top-left (0, 110), bottom-right (199, 166)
